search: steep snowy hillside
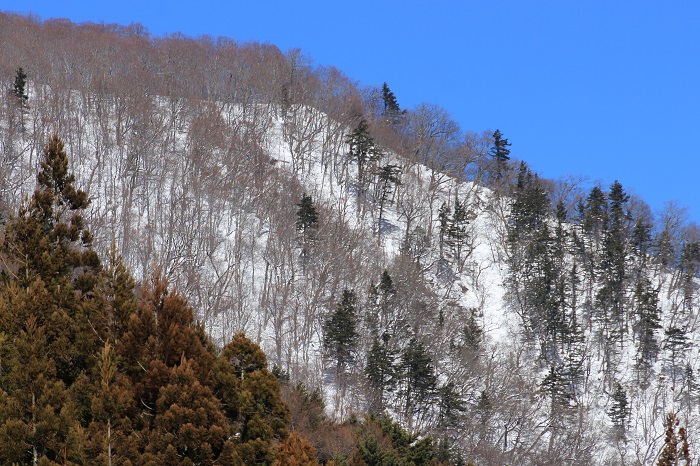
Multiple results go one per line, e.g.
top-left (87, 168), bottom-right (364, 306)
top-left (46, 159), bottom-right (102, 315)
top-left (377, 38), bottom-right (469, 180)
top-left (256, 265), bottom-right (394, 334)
top-left (2, 14), bottom-right (700, 465)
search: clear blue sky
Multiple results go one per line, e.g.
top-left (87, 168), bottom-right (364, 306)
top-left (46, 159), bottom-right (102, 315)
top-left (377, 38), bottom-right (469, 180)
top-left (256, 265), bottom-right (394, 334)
top-left (5, 1), bottom-right (700, 224)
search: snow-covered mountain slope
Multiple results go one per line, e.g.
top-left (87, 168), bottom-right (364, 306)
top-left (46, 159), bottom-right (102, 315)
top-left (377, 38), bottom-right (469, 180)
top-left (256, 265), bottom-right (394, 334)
top-left (2, 57), bottom-right (700, 466)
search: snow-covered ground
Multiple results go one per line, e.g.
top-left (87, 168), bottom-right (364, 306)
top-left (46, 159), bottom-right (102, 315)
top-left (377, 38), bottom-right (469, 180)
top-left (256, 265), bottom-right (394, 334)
top-left (3, 88), bottom-right (699, 464)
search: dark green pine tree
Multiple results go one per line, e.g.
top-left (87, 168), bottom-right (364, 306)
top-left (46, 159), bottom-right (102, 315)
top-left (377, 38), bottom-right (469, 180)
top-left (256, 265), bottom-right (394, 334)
top-left (296, 192), bottom-right (319, 266)
top-left (507, 163), bottom-right (562, 355)
top-left (346, 119), bottom-right (383, 197)
top-left (436, 382), bottom-right (467, 446)
top-left (656, 226), bottom-right (677, 269)
top-left (634, 276), bottom-right (661, 385)
top-left (678, 240), bottom-right (700, 312)
top-left (631, 218), bottom-right (653, 267)
top-left (553, 200), bottom-right (577, 347)
top-left (374, 164), bottom-right (401, 244)
top-left (475, 390), bottom-right (492, 443)
top-left (449, 196), bottom-right (470, 270)
top-left (437, 202), bottom-right (451, 260)
top-left (382, 82), bottom-right (400, 115)
top-left (296, 192), bottom-right (319, 235)
top-left (462, 308), bottom-right (483, 351)
top-left (12, 67), bottom-right (28, 102)
top-left (508, 163), bottom-right (550, 243)
top-left (682, 363), bottom-right (699, 414)
top-left (582, 185), bottom-right (608, 247)
top-left (665, 325), bottom-right (690, 389)
top-left (489, 129), bottom-right (511, 179)
top-left (597, 180), bottom-right (630, 341)
top-left (365, 337), bottom-right (397, 413)
top-left (381, 82), bottom-right (403, 125)
top-left (323, 289), bottom-right (359, 375)
top-left (608, 382), bottom-right (630, 436)
top-left (541, 364), bottom-right (573, 412)
top-left (399, 338), bottom-right (437, 427)
top-left (378, 270), bottom-right (397, 333)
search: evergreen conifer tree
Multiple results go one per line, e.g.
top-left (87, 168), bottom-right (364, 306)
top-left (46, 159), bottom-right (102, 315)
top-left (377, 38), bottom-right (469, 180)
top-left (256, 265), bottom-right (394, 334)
top-left (296, 192), bottom-right (319, 265)
top-left (12, 67), bottom-right (28, 102)
top-left (679, 240), bottom-right (700, 312)
top-left (436, 381), bottom-right (466, 444)
top-left (346, 120), bottom-right (383, 198)
top-left (541, 364), bottom-right (573, 411)
top-left (382, 83), bottom-right (400, 115)
top-left (86, 341), bottom-right (135, 465)
top-left (582, 186), bottom-right (607, 246)
top-left (665, 325), bottom-right (690, 389)
top-left (437, 202), bottom-right (451, 260)
top-left (399, 338), bottom-right (437, 427)
top-left (381, 82), bottom-right (403, 125)
top-left (608, 382), bottom-right (630, 436)
top-left (212, 332), bottom-right (290, 465)
top-left (323, 290), bottom-right (359, 375)
top-left (144, 355), bottom-right (228, 465)
top-left (634, 276), bottom-right (661, 384)
top-left (296, 192), bottom-right (318, 235)
top-left (506, 163), bottom-right (562, 356)
top-left (375, 164), bottom-right (401, 243)
top-left (273, 430), bottom-right (320, 466)
top-left (597, 180), bottom-right (630, 340)
top-left (449, 196), bottom-right (470, 270)
top-left (489, 129), bottom-right (511, 179)
top-left (657, 412), bottom-right (691, 466)
top-left (378, 270), bottom-right (396, 332)
top-left (366, 337), bottom-right (397, 413)
top-left (461, 308), bottom-right (483, 350)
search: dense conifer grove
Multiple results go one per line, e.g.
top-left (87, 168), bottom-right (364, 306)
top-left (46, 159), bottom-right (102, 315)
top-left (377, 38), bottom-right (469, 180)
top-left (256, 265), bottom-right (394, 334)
top-left (1, 12), bottom-right (700, 465)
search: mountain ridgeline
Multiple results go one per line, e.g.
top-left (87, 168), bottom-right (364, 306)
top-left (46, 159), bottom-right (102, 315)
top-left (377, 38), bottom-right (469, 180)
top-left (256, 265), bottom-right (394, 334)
top-left (1, 12), bottom-right (699, 466)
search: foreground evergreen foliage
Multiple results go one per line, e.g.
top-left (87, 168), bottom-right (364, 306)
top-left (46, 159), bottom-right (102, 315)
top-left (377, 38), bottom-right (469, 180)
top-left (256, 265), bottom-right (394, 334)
top-left (0, 134), bottom-right (456, 465)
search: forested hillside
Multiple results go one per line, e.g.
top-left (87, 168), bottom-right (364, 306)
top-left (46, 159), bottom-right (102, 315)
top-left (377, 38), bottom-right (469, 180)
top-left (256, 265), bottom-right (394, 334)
top-left (1, 12), bottom-right (699, 465)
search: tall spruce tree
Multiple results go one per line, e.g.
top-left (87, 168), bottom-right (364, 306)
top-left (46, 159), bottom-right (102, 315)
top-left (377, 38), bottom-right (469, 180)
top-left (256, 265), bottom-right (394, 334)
top-left (0, 134), bottom-right (104, 463)
top-left (399, 338), bottom-right (437, 428)
top-left (12, 67), bottom-right (28, 102)
top-left (507, 163), bottom-right (562, 355)
top-left (375, 164), bottom-right (401, 244)
top-left (437, 202), bottom-right (451, 260)
top-left (597, 180), bottom-right (630, 341)
top-left (366, 337), bottom-right (397, 413)
top-left (346, 119), bottom-right (383, 198)
top-left (296, 192), bottom-right (319, 237)
top-left (665, 325), bottom-right (690, 389)
top-left (323, 290), bottom-right (359, 375)
top-left (212, 332), bottom-right (290, 465)
top-left (4, 133), bottom-right (99, 289)
top-left (679, 240), bottom-right (700, 312)
top-left (634, 276), bottom-right (661, 385)
top-left (608, 382), bottom-right (630, 436)
top-left (449, 196), bottom-right (470, 270)
top-left (489, 129), bottom-right (511, 179)
top-left (296, 192), bottom-right (319, 266)
top-left (381, 82), bottom-right (403, 125)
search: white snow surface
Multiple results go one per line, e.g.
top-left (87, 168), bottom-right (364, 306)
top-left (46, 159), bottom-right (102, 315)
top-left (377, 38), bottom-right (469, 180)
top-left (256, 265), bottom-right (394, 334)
top-left (3, 90), bottom-right (700, 465)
